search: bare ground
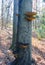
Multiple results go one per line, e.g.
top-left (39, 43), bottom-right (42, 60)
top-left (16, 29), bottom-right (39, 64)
top-left (0, 28), bottom-right (45, 65)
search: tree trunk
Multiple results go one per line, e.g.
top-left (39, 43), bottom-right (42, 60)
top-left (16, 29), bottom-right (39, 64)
top-left (10, 0), bottom-right (19, 52)
top-left (11, 0), bottom-right (32, 65)
top-left (1, 0), bottom-right (4, 29)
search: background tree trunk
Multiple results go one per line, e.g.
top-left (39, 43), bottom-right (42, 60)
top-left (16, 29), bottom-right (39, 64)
top-left (1, 0), bottom-right (4, 29)
top-left (10, 0), bottom-right (19, 52)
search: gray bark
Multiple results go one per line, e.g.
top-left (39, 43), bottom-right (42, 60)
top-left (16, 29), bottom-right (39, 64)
top-left (1, 0), bottom-right (4, 29)
top-left (16, 0), bottom-right (32, 65)
top-left (11, 0), bottom-right (32, 65)
top-left (10, 0), bottom-right (19, 51)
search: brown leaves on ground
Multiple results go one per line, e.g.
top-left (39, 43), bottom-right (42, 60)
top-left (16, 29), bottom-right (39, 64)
top-left (0, 29), bottom-right (15, 65)
top-left (32, 32), bottom-right (45, 65)
top-left (0, 29), bottom-right (45, 65)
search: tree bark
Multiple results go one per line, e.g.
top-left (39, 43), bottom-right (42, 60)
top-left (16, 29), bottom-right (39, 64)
top-left (11, 0), bottom-right (32, 65)
top-left (1, 0), bottom-right (4, 29)
top-left (10, 0), bottom-right (19, 52)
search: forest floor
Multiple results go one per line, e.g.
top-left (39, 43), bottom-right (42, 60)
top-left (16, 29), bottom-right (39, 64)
top-left (0, 28), bottom-right (45, 65)
top-left (32, 32), bottom-right (45, 65)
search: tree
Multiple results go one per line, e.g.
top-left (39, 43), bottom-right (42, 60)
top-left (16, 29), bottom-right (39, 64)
top-left (36, 8), bottom-right (45, 39)
top-left (1, 0), bottom-right (4, 29)
top-left (4, 0), bottom-right (12, 28)
top-left (10, 0), bottom-right (19, 52)
top-left (11, 0), bottom-right (33, 65)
